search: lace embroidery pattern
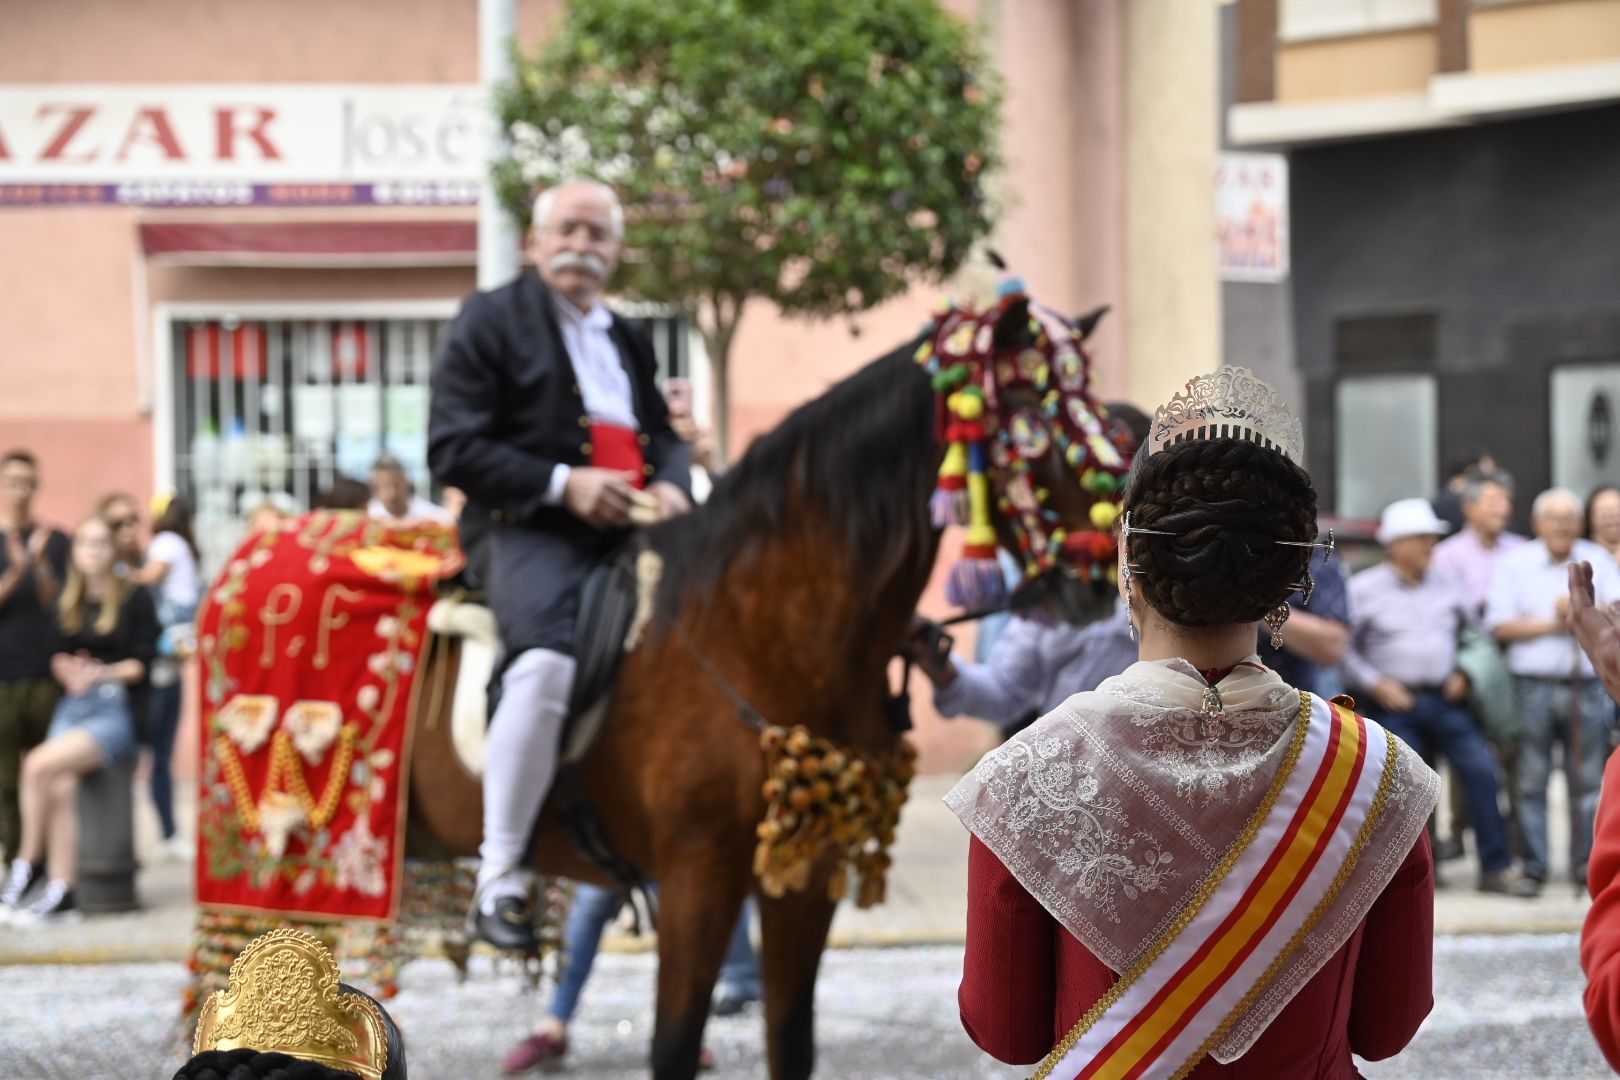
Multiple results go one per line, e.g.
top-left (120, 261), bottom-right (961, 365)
top-left (969, 735), bottom-right (1178, 929)
top-left (1133, 701), bottom-right (1292, 806)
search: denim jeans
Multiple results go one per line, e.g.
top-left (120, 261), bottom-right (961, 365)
top-left (548, 883), bottom-right (625, 1023)
top-left (718, 897), bottom-right (761, 999)
top-left (147, 678), bottom-right (183, 840)
top-left (1371, 692), bottom-right (1511, 874)
top-left (1515, 676), bottom-right (1613, 881)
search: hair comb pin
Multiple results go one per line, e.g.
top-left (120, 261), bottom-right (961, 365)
top-left (1275, 527), bottom-right (1335, 565)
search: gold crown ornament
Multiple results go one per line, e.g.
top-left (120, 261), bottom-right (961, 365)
top-left (1149, 365), bottom-right (1304, 463)
top-left (191, 928), bottom-right (388, 1080)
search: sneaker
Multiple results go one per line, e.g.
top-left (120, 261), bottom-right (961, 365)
top-left (1478, 866), bottom-right (1541, 898)
top-left (159, 835), bottom-right (194, 863)
top-left (0, 858), bottom-right (41, 920)
top-left (1435, 836), bottom-right (1467, 862)
top-left (11, 879), bottom-right (82, 925)
top-left (712, 985), bottom-right (760, 1017)
top-left (501, 1030), bottom-right (567, 1074)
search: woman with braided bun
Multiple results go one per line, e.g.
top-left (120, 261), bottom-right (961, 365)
top-left (948, 368), bottom-right (1440, 1079)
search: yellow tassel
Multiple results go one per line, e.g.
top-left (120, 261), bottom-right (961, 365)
top-left (966, 470), bottom-right (996, 548)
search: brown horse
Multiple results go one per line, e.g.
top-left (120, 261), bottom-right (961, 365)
top-left (407, 296), bottom-right (1115, 1080)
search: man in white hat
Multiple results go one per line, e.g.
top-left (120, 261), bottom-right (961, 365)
top-left (1345, 497), bottom-right (1537, 895)
top-left (1487, 488), bottom-right (1620, 892)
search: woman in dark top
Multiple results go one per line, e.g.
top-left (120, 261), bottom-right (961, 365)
top-left (0, 514), bottom-right (156, 923)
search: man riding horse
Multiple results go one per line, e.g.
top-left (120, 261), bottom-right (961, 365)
top-left (427, 179), bottom-right (694, 952)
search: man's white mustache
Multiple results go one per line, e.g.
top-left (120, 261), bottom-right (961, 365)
top-left (548, 251), bottom-right (609, 279)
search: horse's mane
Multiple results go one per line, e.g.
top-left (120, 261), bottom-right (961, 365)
top-left (653, 337), bottom-right (937, 621)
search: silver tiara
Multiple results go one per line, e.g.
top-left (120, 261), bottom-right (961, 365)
top-left (1149, 366), bottom-right (1304, 463)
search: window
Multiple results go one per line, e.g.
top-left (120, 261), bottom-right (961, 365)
top-left (1280, 0), bottom-right (1437, 42)
top-left (165, 307), bottom-right (699, 573)
top-left (1550, 361), bottom-right (1620, 497)
top-left (1335, 374), bottom-right (1438, 519)
top-left (168, 315), bottom-right (450, 573)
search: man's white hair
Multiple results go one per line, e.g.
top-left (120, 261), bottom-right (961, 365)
top-left (1531, 487), bottom-right (1584, 519)
top-left (532, 180), bottom-right (624, 239)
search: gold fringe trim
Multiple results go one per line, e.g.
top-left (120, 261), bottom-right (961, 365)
top-left (754, 726), bottom-right (915, 908)
top-left (1029, 693), bottom-right (1314, 1080)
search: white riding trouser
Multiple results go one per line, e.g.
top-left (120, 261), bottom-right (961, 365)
top-left (476, 647), bottom-right (575, 912)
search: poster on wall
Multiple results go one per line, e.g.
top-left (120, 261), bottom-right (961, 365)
top-left (1217, 152), bottom-right (1289, 283)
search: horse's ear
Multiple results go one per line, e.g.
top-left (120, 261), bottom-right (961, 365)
top-left (1073, 305), bottom-right (1110, 342)
top-left (993, 296), bottom-right (1031, 348)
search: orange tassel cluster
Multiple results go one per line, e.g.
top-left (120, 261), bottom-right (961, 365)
top-left (754, 725), bottom-right (916, 908)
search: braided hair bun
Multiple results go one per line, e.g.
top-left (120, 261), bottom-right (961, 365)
top-left (1123, 437), bottom-right (1317, 627)
top-left (172, 1049), bottom-right (361, 1080)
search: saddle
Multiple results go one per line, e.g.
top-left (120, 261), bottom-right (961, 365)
top-left (426, 539), bottom-right (661, 898)
top-left (426, 540), bottom-right (660, 774)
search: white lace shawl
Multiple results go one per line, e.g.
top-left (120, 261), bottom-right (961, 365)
top-left (944, 656), bottom-right (1439, 1063)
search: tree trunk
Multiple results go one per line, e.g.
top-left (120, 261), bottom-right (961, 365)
top-left (700, 293), bottom-right (743, 467)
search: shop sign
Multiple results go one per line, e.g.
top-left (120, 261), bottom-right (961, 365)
top-left (0, 85), bottom-right (485, 206)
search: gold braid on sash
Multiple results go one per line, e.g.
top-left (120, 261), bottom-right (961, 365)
top-left (1029, 693), bottom-right (1314, 1080)
top-left (191, 928), bottom-right (388, 1080)
top-left (1168, 724), bottom-right (1400, 1080)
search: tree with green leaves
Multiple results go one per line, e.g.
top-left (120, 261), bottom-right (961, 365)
top-left (494, 0), bottom-right (1001, 454)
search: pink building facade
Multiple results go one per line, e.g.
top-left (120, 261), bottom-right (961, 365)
top-left (1, 0), bottom-right (1219, 774)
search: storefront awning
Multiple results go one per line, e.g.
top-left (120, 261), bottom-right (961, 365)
top-left (139, 221), bottom-right (477, 267)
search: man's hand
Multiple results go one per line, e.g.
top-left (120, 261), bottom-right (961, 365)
top-left (647, 480), bottom-right (693, 522)
top-left (1557, 593), bottom-right (1573, 627)
top-left (1570, 561), bottom-right (1620, 703)
top-left (562, 468), bottom-right (639, 530)
top-left (1372, 676), bottom-right (1416, 714)
top-left (901, 617), bottom-right (958, 687)
top-left (25, 526), bottom-right (50, 562)
top-left (4, 528), bottom-right (28, 568)
top-left (1443, 670), bottom-right (1471, 703)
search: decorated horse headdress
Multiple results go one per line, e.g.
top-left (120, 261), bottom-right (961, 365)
top-left (914, 279), bottom-right (1133, 612)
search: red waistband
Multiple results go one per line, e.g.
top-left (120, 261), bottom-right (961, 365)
top-left (590, 422), bottom-right (646, 490)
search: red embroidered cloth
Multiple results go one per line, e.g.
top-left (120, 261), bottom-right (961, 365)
top-left (195, 512), bottom-right (464, 922)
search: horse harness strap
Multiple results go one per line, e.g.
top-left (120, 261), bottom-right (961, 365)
top-left (547, 767), bottom-right (657, 932)
top-left (668, 619), bottom-right (768, 731)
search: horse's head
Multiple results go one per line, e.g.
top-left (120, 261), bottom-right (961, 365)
top-left (915, 284), bottom-right (1138, 625)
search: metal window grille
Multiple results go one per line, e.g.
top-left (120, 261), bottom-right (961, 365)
top-left (171, 310), bottom-right (691, 574)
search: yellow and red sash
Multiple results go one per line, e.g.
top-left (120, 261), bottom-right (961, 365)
top-left (1032, 696), bottom-right (1397, 1080)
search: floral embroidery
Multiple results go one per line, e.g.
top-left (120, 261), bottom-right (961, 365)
top-left (973, 735), bottom-right (1177, 924)
top-left (331, 819), bottom-right (388, 897)
top-left (1133, 705), bottom-right (1291, 805)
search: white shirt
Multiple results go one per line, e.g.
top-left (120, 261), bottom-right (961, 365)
top-left (544, 296), bottom-right (639, 504)
top-left (367, 495), bottom-right (454, 525)
top-left (147, 530), bottom-right (201, 611)
top-left (1485, 538), bottom-right (1620, 678)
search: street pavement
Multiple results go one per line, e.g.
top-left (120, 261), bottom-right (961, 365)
top-left (0, 773), bottom-right (1594, 966)
top-left (0, 773), bottom-right (1604, 1077)
top-left (0, 934), bottom-right (1608, 1079)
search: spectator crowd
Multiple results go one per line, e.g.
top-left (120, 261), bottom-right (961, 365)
top-left (0, 446), bottom-right (458, 925)
top-left (918, 444), bottom-right (1620, 901)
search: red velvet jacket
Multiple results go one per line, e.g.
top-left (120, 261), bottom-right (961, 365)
top-left (1582, 746), bottom-right (1620, 1071)
top-left (960, 832), bottom-right (1435, 1078)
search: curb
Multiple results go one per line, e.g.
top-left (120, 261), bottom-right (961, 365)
top-left (0, 919), bottom-right (1586, 967)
